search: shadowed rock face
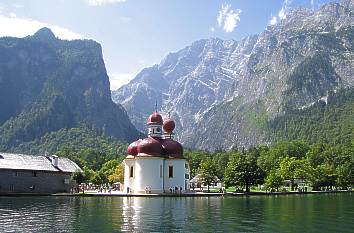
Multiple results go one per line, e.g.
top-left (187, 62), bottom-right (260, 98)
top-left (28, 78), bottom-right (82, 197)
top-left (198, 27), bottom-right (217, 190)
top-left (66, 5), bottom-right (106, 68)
top-left (0, 28), bottom-right (142, 150)
top-left (113, 1), bottom-right (354, 151)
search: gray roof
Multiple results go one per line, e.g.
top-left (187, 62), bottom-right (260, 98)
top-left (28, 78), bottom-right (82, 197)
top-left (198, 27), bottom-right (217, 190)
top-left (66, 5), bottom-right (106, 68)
top-left (0, 152), bottom-right (82, 173)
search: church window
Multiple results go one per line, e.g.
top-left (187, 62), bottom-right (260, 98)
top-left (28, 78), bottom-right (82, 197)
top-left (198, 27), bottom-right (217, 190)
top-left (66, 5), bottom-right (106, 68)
top-left (168, 166), bottom-right (173, 178)
top-left (160, 165), bottom-right (162, 178)
top-left (156, 127), bottom-right (161, 133)
top-left (130, 166), bottom-right (134, 178)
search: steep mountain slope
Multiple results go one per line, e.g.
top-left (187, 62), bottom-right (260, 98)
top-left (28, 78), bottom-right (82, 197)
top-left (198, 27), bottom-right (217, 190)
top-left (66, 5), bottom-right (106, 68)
top-left (112, 0), bottom-right (354, 150)
top-left (0, 28), bottom-right (141, 151)
top-left (113, 35), bottom-right (259, 134)
top-left (268, 88), bottom-right (354, 145)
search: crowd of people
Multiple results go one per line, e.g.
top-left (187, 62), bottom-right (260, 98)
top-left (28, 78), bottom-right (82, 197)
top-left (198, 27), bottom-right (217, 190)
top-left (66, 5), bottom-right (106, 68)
top-left (72, 183), bottom-right (120, 194)
top-left (169, 186), bottom-right (183, 194)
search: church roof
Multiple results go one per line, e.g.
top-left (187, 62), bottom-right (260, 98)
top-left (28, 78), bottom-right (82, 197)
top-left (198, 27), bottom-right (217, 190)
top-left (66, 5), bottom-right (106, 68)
top-left (126, 111), bottom-right (184, 159)
top-left (0, 152), bottom-right (82, 173)
top-left (147, 112), bottom-right (163, 125)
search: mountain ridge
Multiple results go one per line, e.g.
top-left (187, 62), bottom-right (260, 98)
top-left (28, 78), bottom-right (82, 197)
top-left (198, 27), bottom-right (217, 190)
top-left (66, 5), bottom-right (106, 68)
top-left (112, 0), bottom-right (354, 150)
top-left (0, 28), bottom-right (142, 152)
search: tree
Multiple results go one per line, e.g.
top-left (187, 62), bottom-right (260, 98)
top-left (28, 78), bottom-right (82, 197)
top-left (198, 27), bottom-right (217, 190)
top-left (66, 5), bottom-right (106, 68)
top-left (91, 171), bottom-right (108, 185)
top-left (310, 163), bottom-right (336, 191)
top-left (199, 158), bottom-right (218, 192)
top-left (185, 150), bottom-right (208, 178)
top-left (279, 157), bottom-right (298, 191)
top-left (212, 152), bottom-right (230, 180)
top-left (224, 151), bottom-right (265, 192)
top-left (279, 157), bottom-right (312, 191)
top-left (72, 170), bottom-right (86, 193)
top-left (100, 159), bottom-right (120, 179)
top-left (265, 170), bottom-right (283, 192)
top-left (83, 166), bottom-right (95, 182)
top-left (257, 141), bottom-right (309, 174)
top-left (336, 162), bottom-right (353, 190)
top-left (72, 171), bottom-right (85, 184)
top-left (108, 163), bottom-right (124, 184)
top-left (306, 143), bottom-right (327, 167)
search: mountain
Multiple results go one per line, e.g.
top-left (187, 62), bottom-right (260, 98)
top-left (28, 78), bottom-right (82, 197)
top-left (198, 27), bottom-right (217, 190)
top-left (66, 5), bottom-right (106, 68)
top-left (112, 0), bottom-right (354, 151)
top-left (0, 28), bottom-right (142, 152)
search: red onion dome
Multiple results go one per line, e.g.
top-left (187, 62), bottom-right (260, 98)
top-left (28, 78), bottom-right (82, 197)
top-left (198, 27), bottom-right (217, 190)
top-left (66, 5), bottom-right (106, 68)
top-left (162, 139), bottom-right (184, 159)
top-left (147, 112), bottom-right (163, 125)
top-left (163, 118), bottom-right (175, 133)
top-left (127, 139), bottom-right (142, 156)
top-left (137, 136), bottom-right (163, 157)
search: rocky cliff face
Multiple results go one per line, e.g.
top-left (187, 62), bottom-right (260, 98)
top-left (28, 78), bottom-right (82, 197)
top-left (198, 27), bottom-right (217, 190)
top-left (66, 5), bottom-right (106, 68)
top-left (0, 28), bottom-right (141, 151)
top-left (112, 0), bottom-right (354, 150)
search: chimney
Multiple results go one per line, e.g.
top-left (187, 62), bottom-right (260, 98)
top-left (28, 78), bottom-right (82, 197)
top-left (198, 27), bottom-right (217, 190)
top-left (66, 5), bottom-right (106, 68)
top-left (51, 155), bottom-right (59, 167)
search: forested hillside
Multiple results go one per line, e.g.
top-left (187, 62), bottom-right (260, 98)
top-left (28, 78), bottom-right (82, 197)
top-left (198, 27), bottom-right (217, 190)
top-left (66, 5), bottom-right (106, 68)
top-left (269, 89), bottom-right (354, 145)
top-left (0, 28), bottom-right (142, 153)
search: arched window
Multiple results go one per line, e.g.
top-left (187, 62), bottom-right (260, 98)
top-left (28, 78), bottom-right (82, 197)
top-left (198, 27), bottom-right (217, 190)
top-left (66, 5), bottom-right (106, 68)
top-left (168, 166), bottom-right (173, 178)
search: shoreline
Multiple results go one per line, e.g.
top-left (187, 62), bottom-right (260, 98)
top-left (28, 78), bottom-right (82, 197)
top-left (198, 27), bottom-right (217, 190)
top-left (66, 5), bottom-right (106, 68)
top-left (0, 190), bottom-right (352, 197)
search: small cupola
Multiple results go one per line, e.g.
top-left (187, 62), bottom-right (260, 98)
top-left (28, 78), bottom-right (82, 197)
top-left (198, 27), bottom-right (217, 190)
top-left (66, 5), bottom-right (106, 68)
top-left (147, 112), bottom-right (163, 138)
top-left (163, 113), bottom-right (175, 139)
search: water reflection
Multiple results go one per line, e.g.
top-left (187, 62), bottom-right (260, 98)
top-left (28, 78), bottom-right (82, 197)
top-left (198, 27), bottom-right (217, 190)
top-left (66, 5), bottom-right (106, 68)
top-left (0, 193), bottom-right (353, 233)
top-left (0, 197), bottom-right (77, 232)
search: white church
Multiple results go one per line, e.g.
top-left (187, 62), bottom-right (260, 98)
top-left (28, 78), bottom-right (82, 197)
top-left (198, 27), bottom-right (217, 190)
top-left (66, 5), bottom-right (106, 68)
top-left (123, 111), bottom-right (190, 194)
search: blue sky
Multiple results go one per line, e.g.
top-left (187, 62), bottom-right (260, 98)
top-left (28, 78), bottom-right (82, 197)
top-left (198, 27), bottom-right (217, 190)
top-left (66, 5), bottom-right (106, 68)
top-left (0, 0), bottom-right (339, 90)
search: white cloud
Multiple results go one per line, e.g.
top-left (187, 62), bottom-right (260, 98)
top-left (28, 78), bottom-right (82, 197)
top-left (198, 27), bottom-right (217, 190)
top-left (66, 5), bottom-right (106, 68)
top-left (0, 14), bottom-right (84, 40)
top-left (109, 73), bottom-right (134, 90)
top-left (217, 4), bottom-right (242, 33)
top-left (278, 7), bottom-right (286, 20)
top-left (269, 16), bottom-right (277, 25)
top-left (209, 27), bottom-right (215, 33)
top-left (268, 0), bottom-right (292, 26)
top-left (87, 0), bottom-right (126, 6)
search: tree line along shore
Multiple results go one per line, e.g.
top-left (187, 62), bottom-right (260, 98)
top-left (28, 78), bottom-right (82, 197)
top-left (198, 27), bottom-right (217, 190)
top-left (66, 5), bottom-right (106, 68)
top-left (68, 140), bottom-right (353, 193)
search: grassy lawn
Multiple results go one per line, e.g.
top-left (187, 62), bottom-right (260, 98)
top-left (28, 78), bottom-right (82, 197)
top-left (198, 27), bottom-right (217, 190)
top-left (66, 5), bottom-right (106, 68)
top-left (202, 188), bottom-right (222, 193)
top-left (225, 186), bottom-right (267, 193)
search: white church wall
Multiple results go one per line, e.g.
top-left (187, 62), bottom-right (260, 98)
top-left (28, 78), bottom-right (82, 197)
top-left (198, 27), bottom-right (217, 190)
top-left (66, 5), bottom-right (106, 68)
top-left (123, 159), bottom-right (135, 193)
top-left (134, 157), bottom-right (164, 193)
top-left (164, 159), bottom-right (187, 192)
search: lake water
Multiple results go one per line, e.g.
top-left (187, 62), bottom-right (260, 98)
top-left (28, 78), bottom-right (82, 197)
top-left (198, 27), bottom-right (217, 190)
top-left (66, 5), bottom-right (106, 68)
top-left (0, 193), bottom-right (353, 232)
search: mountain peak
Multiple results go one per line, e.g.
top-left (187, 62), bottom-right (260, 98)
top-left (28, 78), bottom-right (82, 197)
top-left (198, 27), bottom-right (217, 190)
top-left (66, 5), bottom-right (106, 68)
top-left (33, 27), bottom-right (56, 40)
top-left (112, 0), bottom-right (354, 151)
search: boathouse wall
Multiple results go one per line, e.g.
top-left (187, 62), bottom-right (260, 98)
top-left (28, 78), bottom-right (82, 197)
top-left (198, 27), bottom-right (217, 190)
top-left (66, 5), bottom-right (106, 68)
top-left (0, 169), bottom-right (72, 194)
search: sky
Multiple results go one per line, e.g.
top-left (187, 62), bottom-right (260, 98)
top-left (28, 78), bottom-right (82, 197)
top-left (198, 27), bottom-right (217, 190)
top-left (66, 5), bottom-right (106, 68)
top-left (0, 0), bottom-right (339, 90)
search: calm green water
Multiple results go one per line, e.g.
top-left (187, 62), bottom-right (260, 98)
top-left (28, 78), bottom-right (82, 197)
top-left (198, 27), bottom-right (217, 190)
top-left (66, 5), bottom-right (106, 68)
top-left (0, 193), bottom-right (353, 233)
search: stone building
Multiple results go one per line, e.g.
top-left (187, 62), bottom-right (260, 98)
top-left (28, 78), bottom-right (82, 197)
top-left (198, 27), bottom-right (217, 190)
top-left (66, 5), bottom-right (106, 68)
top-left (0, 152), bottom-right (81, 194)
top-left (123, 111), bottom-right (190, 194)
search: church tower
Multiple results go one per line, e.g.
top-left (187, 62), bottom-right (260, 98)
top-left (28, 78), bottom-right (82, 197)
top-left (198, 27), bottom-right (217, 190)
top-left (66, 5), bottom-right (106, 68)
top-left (147, 112), bottom-right (163, 138)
